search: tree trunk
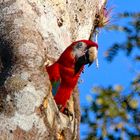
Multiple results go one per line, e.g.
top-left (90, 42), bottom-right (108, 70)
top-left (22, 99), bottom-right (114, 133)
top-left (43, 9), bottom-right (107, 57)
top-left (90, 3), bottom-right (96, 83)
top-left (0, 0), bottom-right (105, 139)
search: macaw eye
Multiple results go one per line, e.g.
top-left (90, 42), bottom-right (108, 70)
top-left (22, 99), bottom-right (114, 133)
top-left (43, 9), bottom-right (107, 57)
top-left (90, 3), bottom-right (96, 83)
top-left (76, 42), bottom-right (83, 49)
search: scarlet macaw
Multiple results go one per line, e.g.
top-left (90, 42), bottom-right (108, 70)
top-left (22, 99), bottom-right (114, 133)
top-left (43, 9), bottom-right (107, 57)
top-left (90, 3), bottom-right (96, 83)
top-left (46, 40), bottom-right (98, 116)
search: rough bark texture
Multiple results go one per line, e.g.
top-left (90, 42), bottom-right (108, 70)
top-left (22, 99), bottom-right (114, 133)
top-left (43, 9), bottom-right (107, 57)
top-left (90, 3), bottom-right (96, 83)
top-left (0, 0), bottom-right (105, 139)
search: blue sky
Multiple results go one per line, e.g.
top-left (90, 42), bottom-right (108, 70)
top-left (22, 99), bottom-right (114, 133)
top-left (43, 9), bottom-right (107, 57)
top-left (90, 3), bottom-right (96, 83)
top-left (79, 0), bottom-right (140, 139)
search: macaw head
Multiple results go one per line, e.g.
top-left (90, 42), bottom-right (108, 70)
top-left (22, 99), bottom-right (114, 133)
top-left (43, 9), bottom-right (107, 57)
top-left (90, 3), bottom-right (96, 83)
top-left (72, 40), bottom-right (98, 73)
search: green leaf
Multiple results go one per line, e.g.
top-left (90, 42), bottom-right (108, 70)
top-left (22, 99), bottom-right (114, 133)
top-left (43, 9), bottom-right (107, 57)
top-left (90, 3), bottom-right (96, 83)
top-left (128, 99), bottom-right (138, 109)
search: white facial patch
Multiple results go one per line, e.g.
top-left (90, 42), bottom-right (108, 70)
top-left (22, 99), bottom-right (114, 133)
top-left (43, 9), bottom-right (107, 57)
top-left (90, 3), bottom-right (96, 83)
top-left (73, 42), bottom-right (87, 58)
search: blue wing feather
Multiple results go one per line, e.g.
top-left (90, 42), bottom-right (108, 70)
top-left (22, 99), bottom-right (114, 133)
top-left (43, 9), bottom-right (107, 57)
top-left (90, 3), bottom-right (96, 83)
top-left (51, 80), bottom-right (61, 96)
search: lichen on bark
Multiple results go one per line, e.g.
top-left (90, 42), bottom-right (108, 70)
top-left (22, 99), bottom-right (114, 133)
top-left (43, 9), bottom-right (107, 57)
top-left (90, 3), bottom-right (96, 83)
top-left (0, 0), bottom-right (106, 139)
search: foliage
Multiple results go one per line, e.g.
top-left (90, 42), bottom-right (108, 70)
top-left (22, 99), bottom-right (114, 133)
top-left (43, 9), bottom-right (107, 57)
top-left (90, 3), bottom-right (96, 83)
top-left (81, 86), bottom-right (140, 139)
top-left (81, 12), bottom-right (140, 140)
top-left (105, 12), bottom-right (140, 61)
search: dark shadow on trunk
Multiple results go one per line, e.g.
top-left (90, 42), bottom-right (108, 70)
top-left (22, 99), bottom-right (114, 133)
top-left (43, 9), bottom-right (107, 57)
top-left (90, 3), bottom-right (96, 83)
top-left (0, 37), bottom-right (13, 86)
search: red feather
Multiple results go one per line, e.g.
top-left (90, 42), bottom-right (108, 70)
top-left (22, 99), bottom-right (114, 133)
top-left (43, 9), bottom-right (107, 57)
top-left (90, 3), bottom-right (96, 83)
top-left (46, 62), bottom-right (60, 82)
top-left (54, 64), bottom-right (84, 110)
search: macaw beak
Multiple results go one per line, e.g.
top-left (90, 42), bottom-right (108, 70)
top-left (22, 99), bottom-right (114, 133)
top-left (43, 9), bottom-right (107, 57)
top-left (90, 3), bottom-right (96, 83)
top-left (86, 46), bottom-right (98, 66)
top-left (75, 46), bottom-right (98, 73)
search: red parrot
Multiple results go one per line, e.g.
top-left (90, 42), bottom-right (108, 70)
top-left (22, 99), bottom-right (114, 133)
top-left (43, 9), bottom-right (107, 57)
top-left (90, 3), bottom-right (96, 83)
top-left (46, 40), bottom-right (98, 115)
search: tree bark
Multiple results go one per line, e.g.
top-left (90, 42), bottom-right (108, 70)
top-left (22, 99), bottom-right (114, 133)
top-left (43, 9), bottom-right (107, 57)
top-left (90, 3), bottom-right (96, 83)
top-left (0, 0), bottom-right (106, 139)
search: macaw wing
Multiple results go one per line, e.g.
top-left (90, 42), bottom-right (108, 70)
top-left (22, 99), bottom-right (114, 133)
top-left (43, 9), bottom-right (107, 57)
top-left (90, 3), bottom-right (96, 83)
top-left (51, 79), bottom-right (61, 96)
top-left (46, 62), bottom-right (61, 96)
